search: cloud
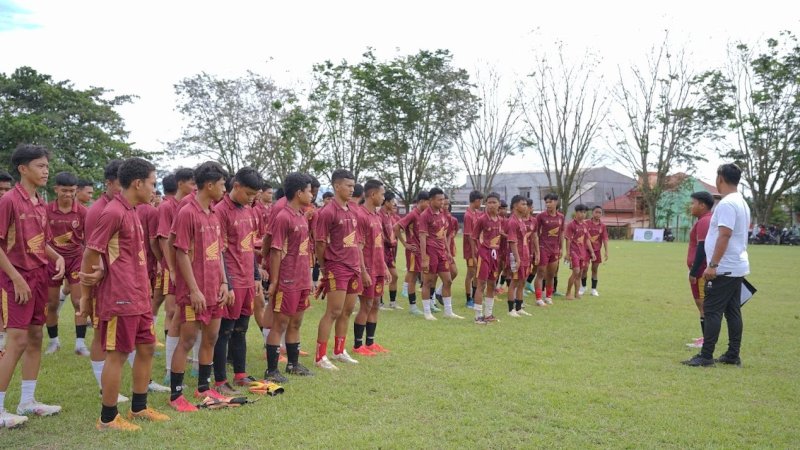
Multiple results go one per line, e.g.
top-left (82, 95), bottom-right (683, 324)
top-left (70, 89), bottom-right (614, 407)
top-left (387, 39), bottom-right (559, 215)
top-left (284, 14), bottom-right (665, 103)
top-left (0, 0), bottom-right (39, 32)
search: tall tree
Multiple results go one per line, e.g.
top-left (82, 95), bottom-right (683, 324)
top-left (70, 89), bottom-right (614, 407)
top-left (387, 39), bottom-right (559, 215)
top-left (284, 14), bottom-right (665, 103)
top-left (0, 66), bottom-right (144, 186)
top-left (455, 66), bottom-right (522, 195)
top-left (609, 37), bottom-right (707, 227)
top-left (272, 104), bottom-right (326, 182)
top-left (518, 45), bottom-right (607, 211)
top-left (698, 31), bottom-right (800, 225)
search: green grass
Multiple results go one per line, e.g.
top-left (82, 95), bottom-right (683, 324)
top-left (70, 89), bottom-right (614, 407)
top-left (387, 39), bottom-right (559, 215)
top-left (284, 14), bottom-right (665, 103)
top-left (2, 239), bottom-right (799, 449)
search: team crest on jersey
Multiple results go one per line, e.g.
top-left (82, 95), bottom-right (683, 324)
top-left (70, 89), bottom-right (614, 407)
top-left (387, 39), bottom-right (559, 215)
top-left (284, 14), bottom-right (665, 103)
top-left (72, 220), bottom-right (80, 229)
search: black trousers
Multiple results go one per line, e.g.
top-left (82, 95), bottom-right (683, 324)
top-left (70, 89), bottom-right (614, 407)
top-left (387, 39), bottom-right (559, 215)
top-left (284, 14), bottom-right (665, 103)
top-left (213, 315), bottom-right (250, 382)
top-left (700, 276), bottom-right (743, 359)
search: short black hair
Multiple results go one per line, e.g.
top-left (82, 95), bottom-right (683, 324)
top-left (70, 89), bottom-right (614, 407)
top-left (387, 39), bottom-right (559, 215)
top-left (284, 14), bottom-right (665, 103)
top-left (104, 159), bottom-right (124, 182)
top-left (690, 191), bottom-right (715, 210)
top-left (77, 179), bottom-right (93, 189)
top-left (118, 157), bottom-right (156, 189)
top-left (234, 167), bottom-right (262, 191)
top-left (54, 171), bottom-right (78, 187)
top-left (364, 179), bottom-right (383, 196)
top-left (352, 183), bottom-right (364, 198)
top-left (469, 190), bottom-right (484, 202)
top-left (511, 195), bottom-right (526, 208)
top-left (11, 144), bottom-right (50, 169)
top-left (717, 163), bottom-right (742, 185)
top-left (175, 168), bottom-right (195, 184)
top-left (262, 181), bottom-right (273, 190)
top-left (194, 161), bottom-right (228, 189)
top-left (225, 176), bottom-right (234, 193)
top-left (416, 191), bottom-right (430, 202)
top-left (544, 193), bottom-right (559, 201)
top-left (593, 205), bottom-right (603, 211)
top-left (428, 187), bottom-right (444, 198)
top-left (284, 172), bottom-right (311, 201)
top-left (162, 174), bottom-right (178, 195)
top-left (309, 176), bottom-right (321, 189)
top-left (486, 192), bottom-right (501, 201)
top-left (526, 198), bottom-right (534, 207)
top-left (322, 191), bottom-right (334, 199)
top-left (383, 191), bottom-right (396, 204)
top-left (274, 187), bottom-right (285, 200)
top-left (499, 200), bottom-right (508, 208)
top-left (0, 170), bottom-right (14, 183)
top-left (574, 203), bottom-right (589, 212)
top-left (331, 169), bottom-right (355, 184)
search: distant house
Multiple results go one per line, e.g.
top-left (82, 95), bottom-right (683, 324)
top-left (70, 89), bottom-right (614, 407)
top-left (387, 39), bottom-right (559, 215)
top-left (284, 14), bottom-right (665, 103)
top-left (453, 167), bottom-right (637, 216)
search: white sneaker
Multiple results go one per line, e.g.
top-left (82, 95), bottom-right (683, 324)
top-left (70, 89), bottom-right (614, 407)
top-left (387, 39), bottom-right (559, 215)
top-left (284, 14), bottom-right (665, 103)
top-left (45, 341), bottom-right (60, 355)
top-left (545, 298), bottom-right (553, 305)
top-left (578, 287), bottom-right (586, 296)
top-left (16, 400), bottom-right (61, 416)
top-left (389, 302), bottom-right (403, 310)
top-left (536, 299), bottom-right (546, 307)
top-left (99, 392), bottom-right (130, 403)
top-left (148, 380), bottom-right (170, 393)
top-left (331, 350), bottom-right (359, 364)
top-left (591, 289), bottom-right (600, 297)
top-left (517, 309), bottom-right (533, 316)
top-left (74, 346), bottom-right (90, 357)
top-left (0, 410), bottom-right (28, 428)
top-left (423, 313), bottom-right (437, 321)
top-left (508, 310), bottom-right (520, 317)
top-left (315, 356), bottom-right (339, 371)
top-left (443, 312), bottom-right (464, 319)
top-left (379, 303), bottom-right (390, 311)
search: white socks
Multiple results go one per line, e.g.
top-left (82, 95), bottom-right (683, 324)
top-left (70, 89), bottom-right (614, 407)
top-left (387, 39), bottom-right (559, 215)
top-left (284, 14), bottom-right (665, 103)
top-left (474, 304), bottom-right (483, 319)
top-left (165, 336), bottom-right (179, 372)
top-left (20, 380), bottom-right (36, 404)
top-left (0, 391), bottom-right (5, 412)
top-left (75, 338), bottom-right (85, 349)
top-left (262, 328), bottom-right (269, 344)
top-left (485, 298), bottom-right (495, 317)
top-left (0, 331), bottom-right (5, 351)
top-left (422, 299), bottom-right (432, 315)
top-left (92, 360), bottom-right (104, 387)
top-left (444, 297), bottom-right (453, 315)
top-left (435, 284), bottom-right (442, 296)
top-left (51, 336), bottom-right (60, 346)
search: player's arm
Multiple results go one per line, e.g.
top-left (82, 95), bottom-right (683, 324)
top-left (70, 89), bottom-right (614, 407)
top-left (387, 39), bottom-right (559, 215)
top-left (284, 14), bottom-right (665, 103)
top-left (585, 233), bottom-right (595, 261)
top-left (150, 237), bottom-right (163, 264)
top-left (267, 246), bottom-right (281, 299)
top-left (689, 241), bottom-right (706, 281)
top-left (0, 246), bottom-right (28, 303)
top-left (77, 247), bottom-right (103, 318)
top-left (419, 232), bottom-right (429, 273)
top-left (166, 233), bottom-right (177, 273)
top-left (393, 222), bottom-right (407, 249)
top-left (602, 228), bottom-right (609, 261)
top-left (44, 244), bottom-right (66, 281)
top-left (176, 248), bottom-right (205, 312)
top-left (704, 226), bottom-right (732, 280)
top-left (219, 256), bottom-right (232, 306)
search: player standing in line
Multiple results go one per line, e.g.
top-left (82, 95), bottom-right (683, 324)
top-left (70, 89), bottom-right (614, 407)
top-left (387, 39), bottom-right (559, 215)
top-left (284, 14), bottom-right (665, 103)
top-left (394, 192), bottom-right (429, 315)
top-left (314, 170), bottom-right (364, 370)
top-left (168, 162), bottom-right (232, 412)
top-left (535, 193), bottom-right (565, 306)
top-left (463, 191), bottom-right (483, 308)
top-left (584, 206), bottom-right (609, 297)
top-left (76, 180), bottom-right (94, 207)
top-left (524, 199), bottom-right (537, 294)
top-left (0, 145), bottom-right (65, 428)
top-left (418, 188), bottom-right (462, 321)
top-left (251, 182), bottom-right (272, 346)
top-left (136, 188), bottom-right (163, 351)
top-left (212, 168), bottom-right (262, 394)
top-left (471, 193), bottom-right (503, 324)
top-left (79, 157), bottom-right (170, 431)
top-left (564, 204), bottom-right (595, 300)
top-left (379, 192), bottom-right (402, 310)
top-left (685, 192), bottom-right (714, 349)
top-left (352, 180), bottom-right (391, 356)
top-left (505, 196), bottom-right (536, 317)
top-left (43, 172), bottom-right (89, 356)
top-left (0, 171), bottom-right (12, 356)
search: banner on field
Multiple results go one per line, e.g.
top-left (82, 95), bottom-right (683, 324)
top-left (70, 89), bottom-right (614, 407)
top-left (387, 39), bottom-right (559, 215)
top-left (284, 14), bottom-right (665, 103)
top-left (633, 228), bottom-right (664, 242)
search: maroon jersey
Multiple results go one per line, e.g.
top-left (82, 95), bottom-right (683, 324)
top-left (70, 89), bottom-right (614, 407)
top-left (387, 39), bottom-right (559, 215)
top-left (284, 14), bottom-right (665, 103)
top-left (136, 203), bottom-right (159, 274)
top-left (447, 213), bottom-right (458, 257)
top-left (505, 215), bottom-right (530, 263)
top-left (265, 197), bottom-right (288, 237)
top-left (86, 193), bottom-right (150, 319)
top-left (358, 205), bottom-right (385, 276)
top-left (417, 207), bottom-right (449, 254)
top-left (252, 201), bottom-right (270, 249)
top-left (462, 207), bottom-right (479, 259)
top-left (156, 195), bottom-right (179, 240)
top-left (270, 205), bottom-right (311, 291)
top-left (0, 184), bottom-right (50, 270)
top-left (536, 211), bottom-right (564, 255)
top-left (216, 194), bottom-right (257, 289)
top-left (688, 212), bottom-right (712, 269)
top-left (397, 207), bottom-right (423, 250)
top-left (524, 215), bottom-right (537, 255)
top-left (566, 219), bottom-right (589, 258)
top-left (379, 209), bottom-right (398, 250)
top-left (315, 200), bottom-right (361, 269)
top-left (47, 200), bottom-right (87, 259)
top-left (473, 213), bottom-right (503, 250)
top-left (177, 191), bottom-right (196, 211)
top-left (172, 197), bottom-right (223, 305)
top-left (586, 219), bottom-right (608, 253)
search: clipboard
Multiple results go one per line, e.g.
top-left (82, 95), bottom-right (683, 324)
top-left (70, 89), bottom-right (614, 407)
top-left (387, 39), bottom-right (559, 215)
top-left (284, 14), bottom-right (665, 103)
top-left (740, 278), bottom-right (757, 306)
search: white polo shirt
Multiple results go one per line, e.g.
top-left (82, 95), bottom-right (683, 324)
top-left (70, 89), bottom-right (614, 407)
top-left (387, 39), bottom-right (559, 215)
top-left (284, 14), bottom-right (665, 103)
top-left (705, 191), bottom-right (751, 277)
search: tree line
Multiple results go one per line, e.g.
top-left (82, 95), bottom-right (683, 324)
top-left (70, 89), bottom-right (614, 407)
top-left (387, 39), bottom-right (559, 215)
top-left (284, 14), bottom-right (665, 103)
top-left (1, 32), bottom-right (798, 224)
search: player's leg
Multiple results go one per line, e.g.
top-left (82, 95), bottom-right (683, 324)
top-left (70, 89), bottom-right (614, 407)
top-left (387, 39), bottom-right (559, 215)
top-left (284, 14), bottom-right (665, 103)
top-left (127, 335), bottom-right (167, 424)
top-left (515, 266), bottom-right (531, 316)
top-left (406, 271), bottom-right (421, 315)
top-left (316, 288), bottom-right (346, 369)
top-left (440, 268), bottom-right (461, 319)
top-left (68, 283), bottom-right (89, 356)
top-left (196, 317), bottom-right (221, 396)
top-left (590, 260), bottom-right (601, 296)
top-left (266, 306), bottom-right (290, 381)
top-left (545, 260), bottom-right (558, 304)
top-left (420, 270), bottom-right (437, 320)
top-left (285, 298), bottom-right (310, 375)
top-left (44, 285), bottom-right (62, 354)
top-left (212, 318), bottom-right (236, 392)
top-left (168, 316), bottom-right (198, 410)
top-left (353, 295), bottom-right (374, 356)
top-left (388, 267), bottom-right (401, 309)
top-left (332, 291), bottom-right (359, 363)
top-left (98, 349), bottom-right (132, 428)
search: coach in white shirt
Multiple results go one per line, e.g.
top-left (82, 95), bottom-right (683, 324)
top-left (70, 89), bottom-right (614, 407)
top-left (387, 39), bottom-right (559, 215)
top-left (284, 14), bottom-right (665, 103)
top-left (683, 164), bottom-right (750, 367)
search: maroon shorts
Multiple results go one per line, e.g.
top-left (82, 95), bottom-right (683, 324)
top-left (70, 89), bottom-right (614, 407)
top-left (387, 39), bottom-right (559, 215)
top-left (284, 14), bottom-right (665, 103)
top-left (511, 261), bottom-right (531, 281)
top-left (362, 275), bottom-right (385, 299)
top-left (100, 312), bottom-right (155, 353)
top-left (326, 263), bottom-right (363, 294)
top-left (48, 255), bottom-right (81, 287)
top-left (538, 249), bottom-right (560, 267)
top-left (273, 289), bottom-right (310, 316)
top-left (569, 253), bottom-right (588, 270)
top-left (224, 286), bottom-right (255, 319)
top-left (425, 252), bottom-right (450, 274)
top-left (161, 268), bottom-right (176, 296)
top-left (476, 247), bottom-right (499, 281)
top-left (178, 300), bottom-right (223, 325)
top-left (690, 276), bottom-right (706, 301)
top-left (405, 249), bottom-right (421, 273)
top-left (1, 266), bottom-right (49, 329)
top-left (384, 246), bottom-right (397, 269)
top-left (591, 247), bottom-right (602, 265)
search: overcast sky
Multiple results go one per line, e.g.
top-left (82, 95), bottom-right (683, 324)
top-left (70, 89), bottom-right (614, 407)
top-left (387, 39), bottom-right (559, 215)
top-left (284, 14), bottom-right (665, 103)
top-left (2, 0), bottom-right (799, 185)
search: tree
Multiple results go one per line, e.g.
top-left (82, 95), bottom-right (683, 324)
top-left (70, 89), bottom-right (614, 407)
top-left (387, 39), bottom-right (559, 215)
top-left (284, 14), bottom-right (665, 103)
top-left (609, 37), bottom-right (708, 227)
top-left (0, 66), bottom-right (144, 186)
top-left (698, 32), bottom-right (800, 225)
top-left (518, 45), bottom-right (607, 212)
top-left (363, 49), bottom-right (479, 207)
top-left (272, 104), bottom-right (326, 182)
top-left (172, 71), bottom-right (297, 177)
top-left (455, 66), bottom-right (522, 195)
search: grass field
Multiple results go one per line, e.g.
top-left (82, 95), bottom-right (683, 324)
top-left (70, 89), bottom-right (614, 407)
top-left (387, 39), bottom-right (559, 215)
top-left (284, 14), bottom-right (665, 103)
top-left (2, 239), bottom-right (798, 449)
